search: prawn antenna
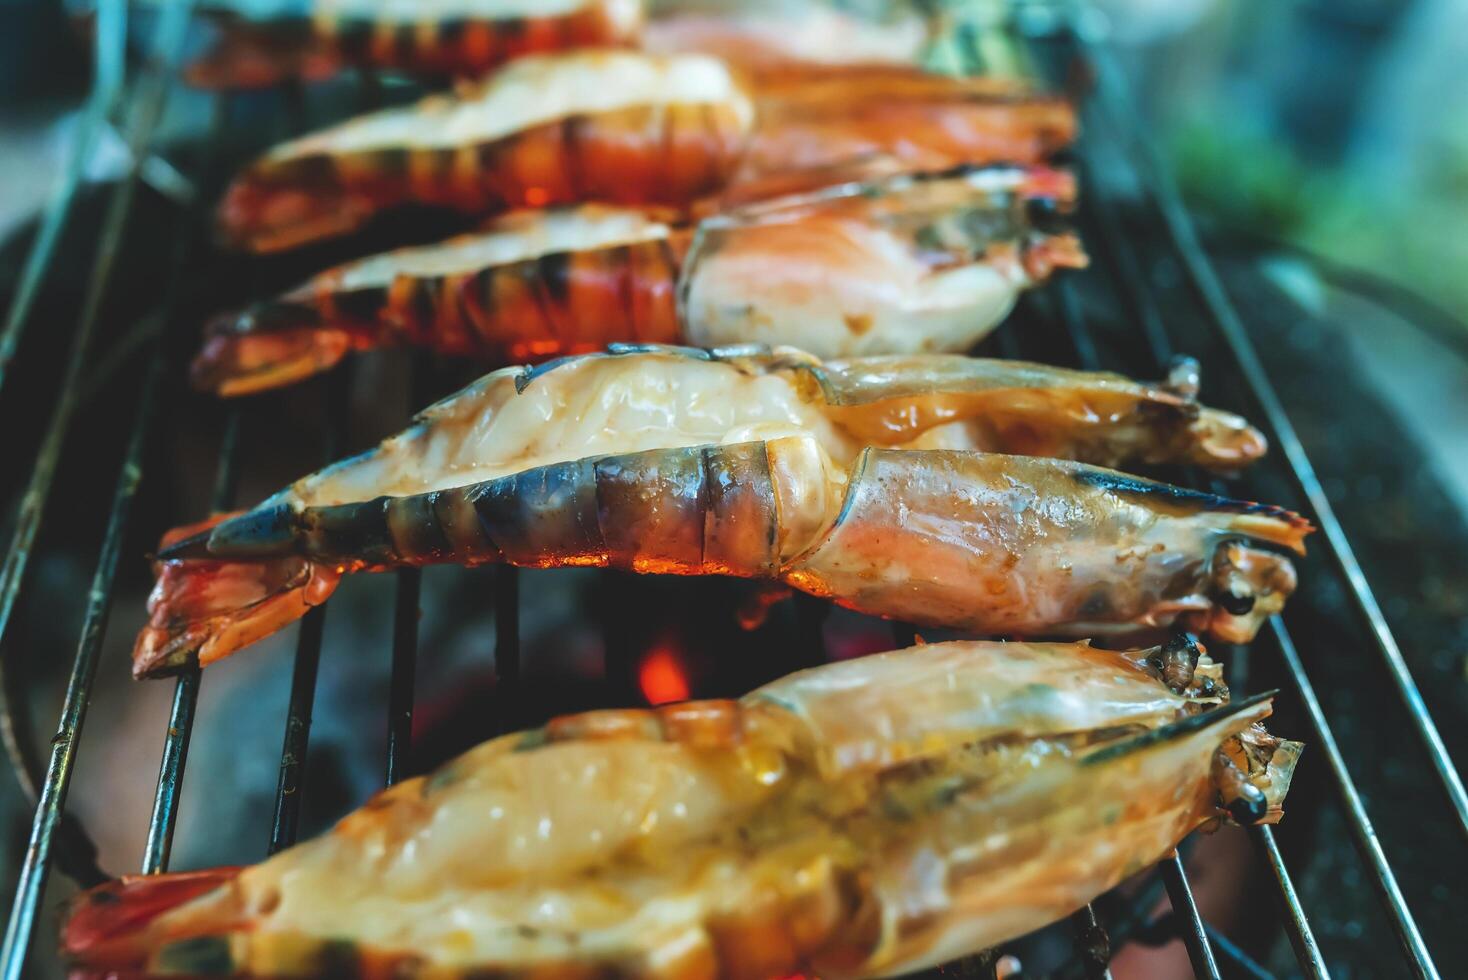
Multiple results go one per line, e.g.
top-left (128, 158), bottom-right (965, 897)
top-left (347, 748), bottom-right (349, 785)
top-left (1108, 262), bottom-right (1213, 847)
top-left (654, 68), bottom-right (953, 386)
top-left (1080, 689), bottom-right (1278, 768)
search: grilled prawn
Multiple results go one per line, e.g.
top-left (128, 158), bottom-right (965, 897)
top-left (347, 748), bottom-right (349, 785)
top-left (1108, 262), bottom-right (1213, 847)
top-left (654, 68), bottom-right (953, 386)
top-left (178, 0), bottom-right (645, 89)
top-left (194, 167), bottom-right (1084, 395)
top-left (217, 49), bottom-right (1076, 252)
top-left (134, 346), bottom-right (1303, 677)
top-left (66, 638), bottom-right (1300, 979)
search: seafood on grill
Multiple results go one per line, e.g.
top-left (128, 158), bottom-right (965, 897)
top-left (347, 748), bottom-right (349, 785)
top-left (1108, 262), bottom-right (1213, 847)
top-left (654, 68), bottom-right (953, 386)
top-left (65, 637), bottom-right (1301, 978)
top-left (193, 166), bottom-right (1085, 395)
top-left (217, 49), bottom-right (1076, 252)
top-left (134, 345), bottom-right (1305, 677)
top-left (176, 0), bottom-right (645, 88)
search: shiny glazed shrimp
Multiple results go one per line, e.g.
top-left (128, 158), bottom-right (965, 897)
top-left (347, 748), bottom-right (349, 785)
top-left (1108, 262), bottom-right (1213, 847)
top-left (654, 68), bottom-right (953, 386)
top-left (179, 0), bottom-right (645, 89)
top-left (216, 49), bottom-right (1076, 252)
top-left (134, 346), bottom-right (1303, 677)
top-left (193, 167), bottom-right (1084, 395)
top-left (65, 639), bottom-right (1301, 978)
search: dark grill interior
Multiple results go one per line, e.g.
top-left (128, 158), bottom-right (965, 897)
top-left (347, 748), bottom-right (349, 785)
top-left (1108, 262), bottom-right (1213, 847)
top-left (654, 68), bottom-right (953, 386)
top-left (0, 6), bottom-right (1463, 979)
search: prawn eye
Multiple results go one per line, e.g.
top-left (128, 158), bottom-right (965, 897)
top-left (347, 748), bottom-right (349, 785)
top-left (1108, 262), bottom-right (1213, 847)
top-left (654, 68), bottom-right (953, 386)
top-left (1218, 590), bottom-right (1256, 616)
top-left (1225, 782), bottom-right (1269, 825)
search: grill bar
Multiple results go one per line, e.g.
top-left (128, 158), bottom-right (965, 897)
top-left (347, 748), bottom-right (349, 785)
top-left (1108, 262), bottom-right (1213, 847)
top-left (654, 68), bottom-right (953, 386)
top-left (1158, 853), bottom-right (1221, 980)
top-left (140, 404), bottom-right (238, 873)
top-left (269, 607), bottom-right (329, 854)
top-left (1080, 170), bottom-right (1338, 975)
top-left (1203, 925), bottom-right (1274, 980)
top-left (1251, 825), bottom-right (1328, 979)
top-left (386, 354), bottom-right (431, 785)
top-left (1072, 27), bottom-right (1439, 979)
top-left (0, 0), bottom-right (126, 395)
top-left (268, 369), bottom-right (352, 854)
top-left (0, 0), bottom-right (190, 725)
top-left (0, 346), bottom-right (165, 979)
top-left (1081, 30), bottom-right (1468, 846)
top-left (1266, 619), bottom-right (1436, 978)
top-left (0, 5), bottom-right (197, 972)
top-left (386, 568), bottom-right (421, 785)
top-left (1045, 274), bottom-right (1222, 978)
top-left (1066, 904), bottom-right (1115, 980)
top-left (137, 87), bottom-right (235, 876)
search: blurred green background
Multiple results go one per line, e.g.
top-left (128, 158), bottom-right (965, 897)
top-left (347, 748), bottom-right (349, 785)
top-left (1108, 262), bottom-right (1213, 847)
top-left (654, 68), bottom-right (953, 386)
top-left (1111, 0), bottom-right (1467, 330)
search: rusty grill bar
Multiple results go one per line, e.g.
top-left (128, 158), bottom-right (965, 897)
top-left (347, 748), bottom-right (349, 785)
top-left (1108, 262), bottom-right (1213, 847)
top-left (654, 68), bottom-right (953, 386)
top-left (0, 6), bottom-right (1460, 979)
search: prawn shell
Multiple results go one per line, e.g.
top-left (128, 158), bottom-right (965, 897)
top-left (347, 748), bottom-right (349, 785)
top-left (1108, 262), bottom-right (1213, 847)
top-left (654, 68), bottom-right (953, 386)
top-left (679, 168), bottom-right (1086, 359)
top-left (136, 349), bottom-right (1297, 675)
top-left (67, 641), bottom-right (1296, 978)
top-left (785, 448), bottom-right (1305, 637)
top-left (218, 51), bottom-right (756, 252)
top-left (198, 165), bottom-right (1075, 396)
top-left (184, 0), bottom-right (645, 89)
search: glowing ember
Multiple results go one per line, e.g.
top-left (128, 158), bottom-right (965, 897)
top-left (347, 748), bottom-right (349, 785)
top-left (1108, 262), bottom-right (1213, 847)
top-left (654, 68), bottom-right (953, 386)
top-left (638, 645), bottom-right (690, 705)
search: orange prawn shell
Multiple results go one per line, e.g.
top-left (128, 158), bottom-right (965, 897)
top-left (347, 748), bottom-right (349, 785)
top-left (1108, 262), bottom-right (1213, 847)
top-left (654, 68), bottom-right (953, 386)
top-left (218, 51), bottom-right (758, 253)
top-left (185, 0), bottom-right (646, 89)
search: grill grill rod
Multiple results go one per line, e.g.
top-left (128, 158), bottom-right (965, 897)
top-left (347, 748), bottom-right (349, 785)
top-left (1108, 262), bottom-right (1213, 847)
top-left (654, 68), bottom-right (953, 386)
top-left (0, 3), bottom-right (197, 971)
top-left (141, 89), bottom-right (234, 876)
top-left (1078, 26), bottom-right (1468, 850)
top-left (0, 0), bottom-right (127, 395)
top-left (1051, 279), bottom-right (1223, 980)
top-left (1070, 124), bottom-right (1332, 980)
top-left (1073, 28), bottom-right (1438, 978)
top-left (268, 364), bottom-right (351, 854)
top-left (141, 404), bottom-right (235, 873)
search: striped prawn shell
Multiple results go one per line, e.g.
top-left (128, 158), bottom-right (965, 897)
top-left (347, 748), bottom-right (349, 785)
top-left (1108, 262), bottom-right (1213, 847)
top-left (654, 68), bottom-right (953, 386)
top-left (196, 166), bottom-right (1082, 395)
top-left (218, 53), bottom-right (754, 252)
top-left (142, 436), bottom-right (1309, 677)
top-left (214, 51), bottom-right (1079, 253)
top-left (185, 0), bottom-right (645, 89)
top-left (288, 229), bottom-right (687, 361)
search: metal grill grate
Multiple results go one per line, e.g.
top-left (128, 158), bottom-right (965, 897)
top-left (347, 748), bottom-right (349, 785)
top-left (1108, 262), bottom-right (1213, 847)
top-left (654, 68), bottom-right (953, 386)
top-left (0, 7), bottom-right (1460, 979)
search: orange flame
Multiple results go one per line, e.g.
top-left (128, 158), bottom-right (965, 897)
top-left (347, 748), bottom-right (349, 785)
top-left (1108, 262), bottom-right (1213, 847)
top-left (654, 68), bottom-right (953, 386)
top-left (639, 644), bottom-right (690, 705)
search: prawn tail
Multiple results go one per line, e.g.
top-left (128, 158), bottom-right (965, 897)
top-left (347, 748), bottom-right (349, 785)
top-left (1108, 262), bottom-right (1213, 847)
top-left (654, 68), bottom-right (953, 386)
top-left (132, 516), bottom-right (341, 678)
top-left (217, 166), bottom-right (376, 254)
top-left (191, 303), bottom-right (359, 397)
top-left (62, 867), bottom-right (244, 971)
